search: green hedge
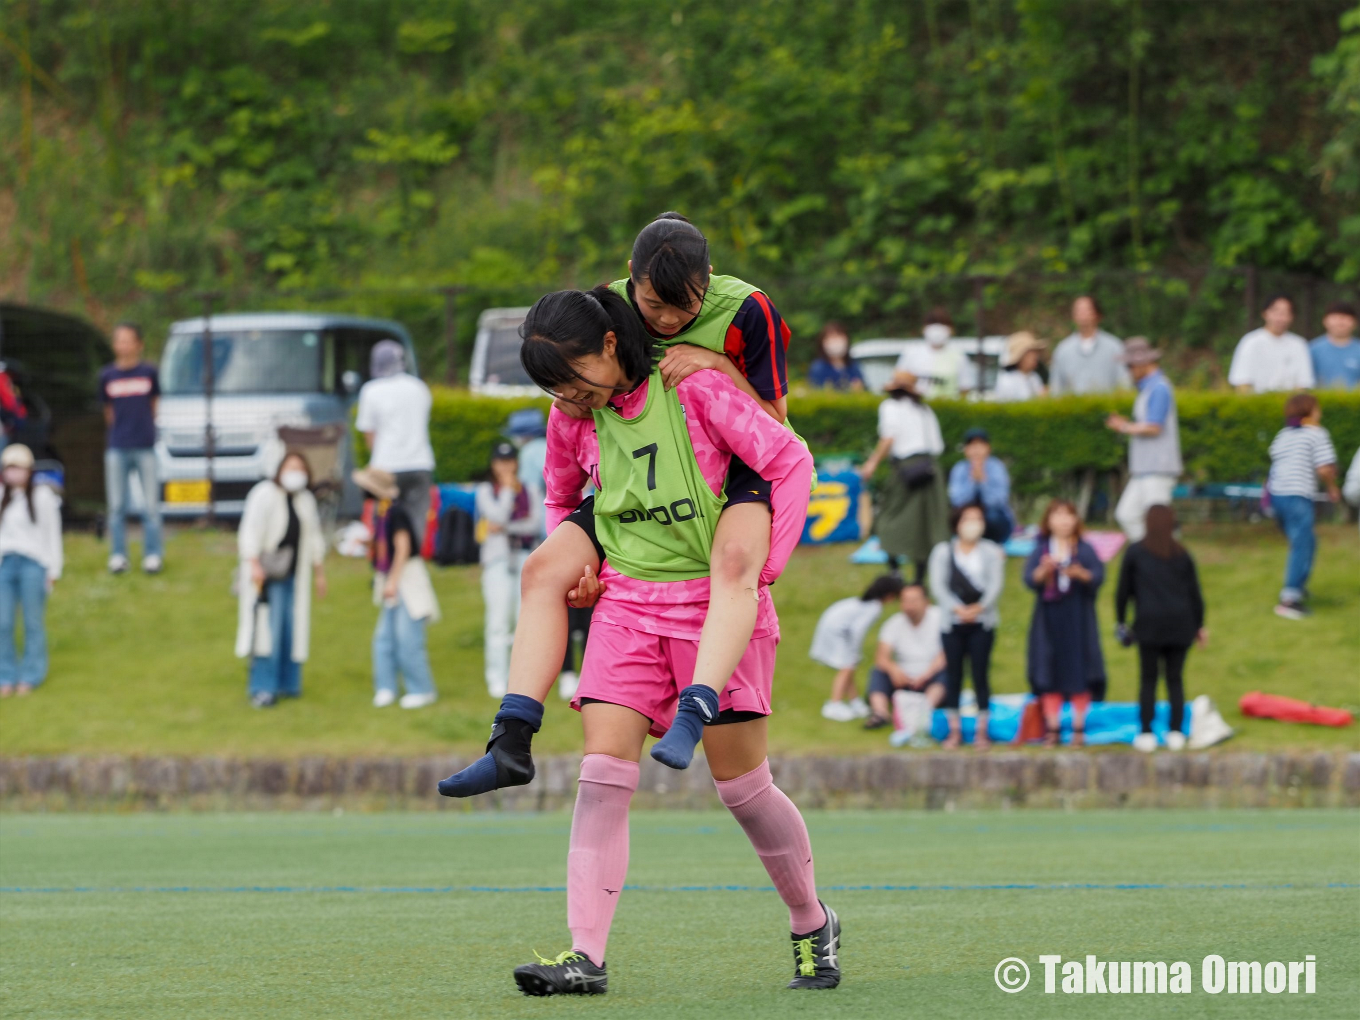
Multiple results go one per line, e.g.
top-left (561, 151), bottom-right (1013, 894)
top-left (426, 387), bottom-right (1360, 495)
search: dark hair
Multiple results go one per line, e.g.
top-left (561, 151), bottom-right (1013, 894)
top-left (1284, 392), bottom-right (1318, 425)
top-left (1261, 293), bottom-right (1294, 314)
top-left (923, 306), bottom-right (953, 329)
top-left (1073, 294), bottom-right (1102, 317)
top-left (1323, 300), bottom-right (1357, 319)
top-left (949, 501), bottom-right (985, 535)
top-left (0, 474), bottom-right (35, 523)
top-left (1141, 504), bottom-right (1183, 560)
top-left (815, 322), bottom-right (850, 359)
top-left (113, 321), bottom-right (144, 343)
top-left (629, 212), bottom-right (709, 309)
top-left (1038, 498), bottom-right (1084, 540)
top-left (273, 449), bottom-right (312, 489)
top-left (860, 574), bottom-right (905, 602)
top-left (520, 285), bottom-right (656, 393)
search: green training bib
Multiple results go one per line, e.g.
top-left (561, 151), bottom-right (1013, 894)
top-left (593, 371), bottom-right (726, 583)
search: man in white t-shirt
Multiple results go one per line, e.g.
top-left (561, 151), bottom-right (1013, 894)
top-left (863, 584), bottom-right (946, 729)
top-left (356, 340), bottom-right (436, 545)
top-left (1228, 294), bottom-right (1314, 393)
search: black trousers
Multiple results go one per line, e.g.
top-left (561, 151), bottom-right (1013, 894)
top-left (941, 623), bottom-right (995, 711)
top-left (885, 555), bottom-right (927, 585)
top-left (1137, 642), bottom-right (1189, 733)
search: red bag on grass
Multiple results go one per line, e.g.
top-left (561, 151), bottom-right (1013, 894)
top-left (1238, 692), bottom-right (1353, 728)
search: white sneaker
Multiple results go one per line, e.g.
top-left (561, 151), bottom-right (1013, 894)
top-left (142, 554), bottom-right (163, 574)
top-left (1132, 732), bottom-right (1158, 753)
top-left (821, 700), bottom-right (855, 722)
top-left (108, 554), bottom-right (130, 574)
top-left (400, 692), bottom-right (437, 709)
top-left (1164, 730), bottom-right (1186, 751)
top-left (558, 670), bottom-right (580, 701)
top-left (847, 696), bottom-right (871, 719)
top-left (372, 689), bottom-right (397, 708)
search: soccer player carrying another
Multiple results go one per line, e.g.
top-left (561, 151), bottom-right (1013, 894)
top-left (499, 286), bottom-right (838, 996)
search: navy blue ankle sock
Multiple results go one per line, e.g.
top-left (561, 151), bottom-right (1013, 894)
top-left (651, 685), bottom-right (720, 770)
top-left (438, 694), bottom-right (544, 797)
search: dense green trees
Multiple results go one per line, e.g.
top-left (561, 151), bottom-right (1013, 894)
top-left (3, 0), bottom-right (1356, 368)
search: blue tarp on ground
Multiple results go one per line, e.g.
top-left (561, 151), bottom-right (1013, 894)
top-left (927, 696), bottom-right (1194, 745)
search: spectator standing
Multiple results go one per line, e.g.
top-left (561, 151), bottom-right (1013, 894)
top-left (993, 331), bottom-right (1047, 402)
top-left (506, 408), bottom-right (549, 542)
top-left (928, 504), bottom-right (1005, 749)
top-left (808, 322), bottom-right (865, 391)
top-left (1267, 394), bottom-right (1339, 619)
top-left (1309, 300), bottom-right (1360, 390)
top-left (1344, 446), bottom-right (1360, 537)
top-left (947, 428), bottom-right (1016, 544)
top-left (1107, 338), bottom-right (1182, 542)
top-left (859, 371), bottom-right (950, 581)
top-left (1228, 295), bottom-right (1314, 393)
top-left (476, 442), bottom-right (542, 698)
top-left (356, 340), bottom-right (436, 546)
top-left (864, 583), bottom-right (947, 731)
top-left (99, 322), bottom-right (164, 575)
top-left (1050, 296), bottom-right (1130, 396)
top-left (235, 451), bottom-right (327, 708)
top-left (810, 573), bottom-right (904, 722)
top-left (894, 308), bottom-right (976, 399)
top-left (1115, 505), bottom-right (1206, 753)
top-left (1024, 499), bottom-right (1107, 746)
top-left (0, 361), bottom-right (27, 449)
top-left (0, 445), bottom-right (61, 697)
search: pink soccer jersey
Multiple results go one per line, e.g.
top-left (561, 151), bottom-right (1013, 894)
top-left (543, 369), bottom-right (813, 641)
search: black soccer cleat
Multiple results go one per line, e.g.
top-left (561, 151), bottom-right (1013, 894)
top-left (787, 901), bottom-right (841, 990)
top-left (513, 950), bottom-right (607, 996)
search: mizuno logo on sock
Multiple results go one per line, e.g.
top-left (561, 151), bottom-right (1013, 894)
top-left (604, 888), bottom-right (619, 895)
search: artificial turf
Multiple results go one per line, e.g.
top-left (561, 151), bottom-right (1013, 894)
top-left (1, 809), bottom-right (1356, 1018)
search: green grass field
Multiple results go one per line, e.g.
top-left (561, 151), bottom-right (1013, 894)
top-left (1, 810), bottom-right (1356, 1018)
top-left (1, 523), bottom-right (1356, 757)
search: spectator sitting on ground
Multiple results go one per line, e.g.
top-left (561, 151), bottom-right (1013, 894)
top-left (235, 451), bottom-right (327, 709)
top-left (1050, 295), bottom-right (1130, 396)
top-left (1267, 393), bottom-right (1339, 620)
top-left (0, 445), bottom-right (61, 698)
top-left (99, 322), bottom-right (164, 575)
top-left (863, 583), bottom-right (947, 731)
top-left (894, 307), bottom-right (976, 399)
top-left (356, 340), bottom-right (436, 547)
top-left (993, 331), bottom-right (1047, 402)
top-left (1107, 337), bottom-right (1182, 543)
top-left (1228, 294), bottom-right (1314, 393)
top-left (810, 573), bottom-right (904, 722)
top-left (928, 504), bottom-right (1005, 750)
top-left (947, 428), bottom-right (1016, 544)
top-left (1310, 300), bottom-right (1360, 390)
top-left (1115, 504), bottom-right (1206, 754)
top-left (808, 322), bottom-right (865, 391)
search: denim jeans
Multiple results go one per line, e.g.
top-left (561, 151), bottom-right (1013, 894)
top-left (248, 578), bottom-right (301, 697)
top-left (105, 447), bottom-right (163, 559)
top-left (0, 553), bottom-right (48, 687)
top-left (373, 602), bottom-right (436, 696)
top-left (1272, 493), bottom-right (1315, 603)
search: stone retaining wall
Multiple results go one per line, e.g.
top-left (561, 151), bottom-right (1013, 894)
top-left (3, 752), bottom-right (1357, 810)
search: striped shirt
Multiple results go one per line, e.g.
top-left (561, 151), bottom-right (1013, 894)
top-left (1268, 425), bottom-right (1336, 497)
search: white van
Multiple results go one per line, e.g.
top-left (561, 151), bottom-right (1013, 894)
top-left (469, 307), bottom-right (540, 396)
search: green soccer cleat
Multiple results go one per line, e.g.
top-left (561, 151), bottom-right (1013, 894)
top-left (513, 950), bottom-right (608, 996)
top-left (788, 901), bottom-right (841, 990)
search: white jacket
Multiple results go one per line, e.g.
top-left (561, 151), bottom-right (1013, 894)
top-left (235, 481), bottom-right (325, 661)
top-left (0, 484), bottom-right (63, 581)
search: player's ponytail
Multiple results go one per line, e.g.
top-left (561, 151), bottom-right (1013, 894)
top-left (520, 285), bottom-right (656, 393)
top-left (630, 212), bottom-right (709, 309)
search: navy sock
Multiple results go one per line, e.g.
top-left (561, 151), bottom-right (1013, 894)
top-left (651, 685), bottom-right (720, 770)
top-left (438, 694), bottom-right (544, 797)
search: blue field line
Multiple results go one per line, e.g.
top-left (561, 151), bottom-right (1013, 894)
top-left (2, 881), bottom-right (1356, 895)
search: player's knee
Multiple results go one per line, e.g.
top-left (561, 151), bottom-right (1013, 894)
top-left (521, 546), bottom-right (573, 596)
top-left (711, 538), bottom-right (758, 585)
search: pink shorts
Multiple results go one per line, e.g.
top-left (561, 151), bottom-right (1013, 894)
top-left (572, 620), bottom-right (777, 738)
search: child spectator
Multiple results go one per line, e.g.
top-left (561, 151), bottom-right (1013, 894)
top-left (810, 573), bottom-right (904, 722)
top-left (808, 322), bottom-right (865, 391)
top-left (864, 583), bottom-right (946, 731)
top-left (0, 445), bottom-right (61, 696)
top-left (1267, 394), bottom-right (1340, 619)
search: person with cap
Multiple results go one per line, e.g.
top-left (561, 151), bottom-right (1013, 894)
top-left (355, 340), bottom-right (436, 547)
top-left (475, 442), bottom-right (543, 698)
top-left (354, 464), bottom-right (439, 709)
top-left (993, 331), bottom-right (1047, 402)
top-left (1106, 337), bottom-right (1182, 543)
top-left (947, 428), bottom-right (1015, 544)
top-left (892, 307), bottom-right (976, 400)
top-left (1309, 300), bottom-right (1360, 390)
top-left (504, 407), bottom-right (549, 541)
top-left (0, 445), bottom-right (61, 696)
top-left (859, 370), bottom-right (950, 581)
top-left (1050, 296), bottom-right (1130, 396)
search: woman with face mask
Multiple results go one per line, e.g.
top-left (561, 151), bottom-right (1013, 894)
top-left (808, 323), bottom-right (865, 391)
top-left (235, 451), bottom-right (327, 707)
top-left (892, 308), bottom-right (975, 399)
top-left (0, 445), bottom-right (62, 697)
top-left (927, 503), bottom-right (1005, 748)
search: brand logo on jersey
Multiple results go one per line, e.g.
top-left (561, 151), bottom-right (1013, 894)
top-left (611, 498), bottom-right (703, 527)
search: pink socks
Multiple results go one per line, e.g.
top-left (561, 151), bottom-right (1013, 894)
top-left (715, 759), bottom-right (826, 934)
top-left (567, 754), bottom-right (640, 967)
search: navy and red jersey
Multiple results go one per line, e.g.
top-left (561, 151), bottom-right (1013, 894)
top-left (630, 285), bottom-right (792, 402)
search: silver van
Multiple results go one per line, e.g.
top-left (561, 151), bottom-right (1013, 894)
top-left (155, 312), bottom-right (417, 517)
